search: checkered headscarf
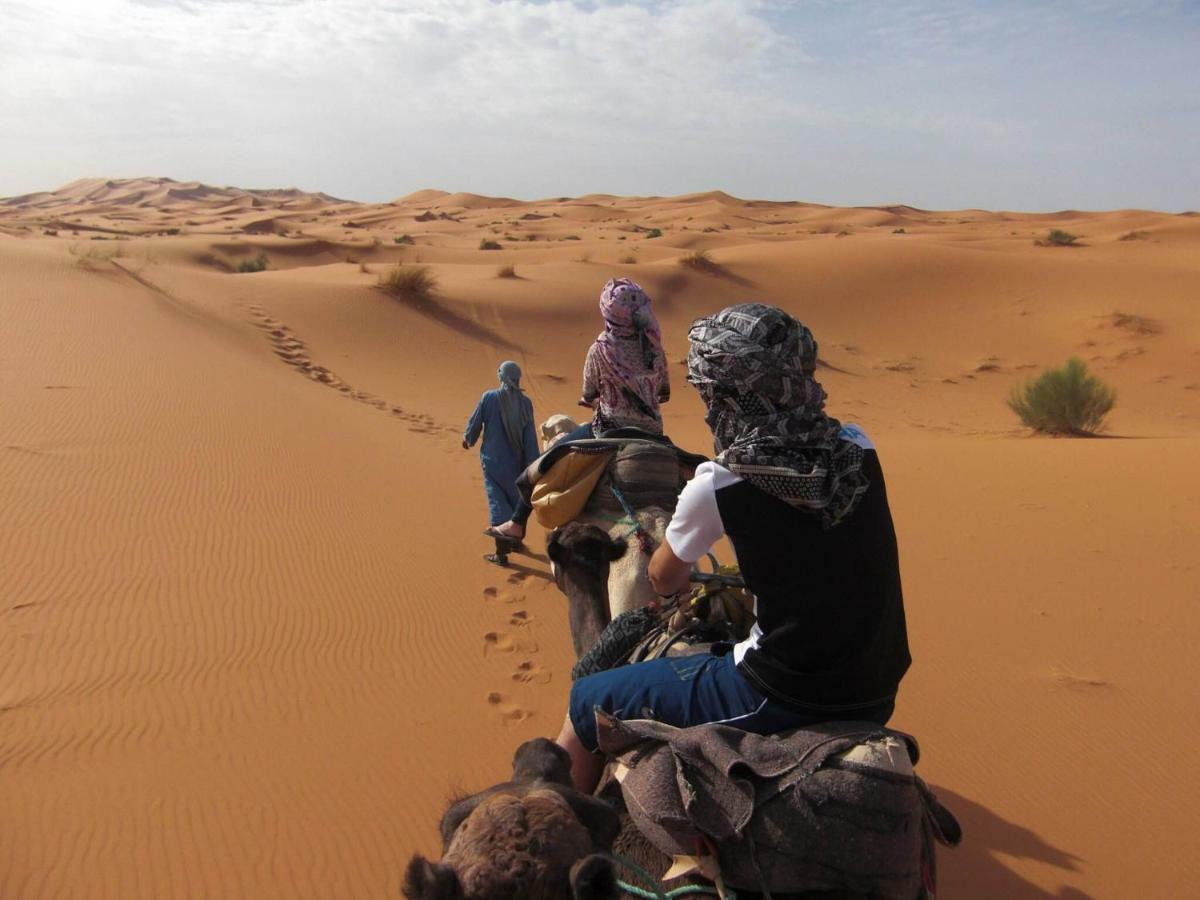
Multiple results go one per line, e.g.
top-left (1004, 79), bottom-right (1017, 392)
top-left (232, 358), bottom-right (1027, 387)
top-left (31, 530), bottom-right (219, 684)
top-left (686, 303), bottom-right (869, 528)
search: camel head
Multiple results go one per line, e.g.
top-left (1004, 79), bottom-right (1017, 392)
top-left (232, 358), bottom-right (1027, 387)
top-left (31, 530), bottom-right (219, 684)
top-left (402, 738), bottom-right (621, 900)
top-left (546, 524), bottom-right (628, 658)
top-left (540, 414), bottom-right (579, 451)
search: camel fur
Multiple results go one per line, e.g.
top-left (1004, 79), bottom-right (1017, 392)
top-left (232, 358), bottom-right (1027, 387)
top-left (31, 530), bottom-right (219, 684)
top-left (403, 738), bottom-right (622, 900)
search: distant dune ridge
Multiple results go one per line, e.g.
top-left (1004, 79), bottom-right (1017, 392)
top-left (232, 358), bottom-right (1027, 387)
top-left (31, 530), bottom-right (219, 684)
top-left (1, 176), bottom-right (1198, 898)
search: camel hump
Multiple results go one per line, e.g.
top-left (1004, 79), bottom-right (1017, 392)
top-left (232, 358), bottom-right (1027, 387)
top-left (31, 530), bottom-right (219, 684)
top-left (589, 440), bottom-right (684, 517)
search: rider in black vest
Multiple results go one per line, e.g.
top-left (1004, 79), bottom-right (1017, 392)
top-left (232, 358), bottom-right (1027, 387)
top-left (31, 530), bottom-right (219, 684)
top-left (556, 303), bottom-right (910, 794)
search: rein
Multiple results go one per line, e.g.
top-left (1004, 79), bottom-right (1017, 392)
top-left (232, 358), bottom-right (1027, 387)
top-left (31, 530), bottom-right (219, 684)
top-left (610, 853), bottom-right (732, 900)
top-left (610, 484), bottom-right (657, 556)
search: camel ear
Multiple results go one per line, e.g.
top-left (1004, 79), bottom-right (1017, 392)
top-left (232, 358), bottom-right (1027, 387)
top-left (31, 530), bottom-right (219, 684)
top-left (402, 855), bottom-right (463, 900)
top-left (570, 854), bottom-right (620, 900)
top-left (606, 538), bottom-right (628, 562)
top-left (512, 737), bottom-right (572, 786)
top-left (546, 531), bottom-right (565, 564)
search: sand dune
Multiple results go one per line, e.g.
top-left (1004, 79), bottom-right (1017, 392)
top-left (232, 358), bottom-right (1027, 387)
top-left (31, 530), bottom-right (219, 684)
top-left (2, 178), bottom-right (1198, 898)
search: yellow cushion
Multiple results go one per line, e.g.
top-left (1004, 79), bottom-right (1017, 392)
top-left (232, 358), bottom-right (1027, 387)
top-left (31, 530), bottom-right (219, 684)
top-left (531, 450), bottom-right (615, 528)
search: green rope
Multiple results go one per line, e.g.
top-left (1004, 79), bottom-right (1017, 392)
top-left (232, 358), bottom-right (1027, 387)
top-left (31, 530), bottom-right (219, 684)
top-left (610, 853), bottom-right (730, 899)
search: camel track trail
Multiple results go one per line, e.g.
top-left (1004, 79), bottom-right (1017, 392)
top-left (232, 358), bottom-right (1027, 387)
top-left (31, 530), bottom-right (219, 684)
top-left (244, 303), bottom-right (460, 444)
top-left (0, 245), bottom-right (565, 897)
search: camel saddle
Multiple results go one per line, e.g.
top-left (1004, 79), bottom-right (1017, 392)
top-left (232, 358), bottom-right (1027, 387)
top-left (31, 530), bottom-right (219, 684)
top-left (526, 430), bottom-right (706, 529)
top-left (596, 713), bottom-right (962, 898)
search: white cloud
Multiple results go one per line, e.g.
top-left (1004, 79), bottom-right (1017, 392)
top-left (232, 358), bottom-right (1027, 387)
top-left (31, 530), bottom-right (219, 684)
top-left (0, 0), bottom-right (1196, 208)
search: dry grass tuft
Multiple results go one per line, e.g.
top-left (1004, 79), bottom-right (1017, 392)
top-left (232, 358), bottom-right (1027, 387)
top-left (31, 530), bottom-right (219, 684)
top-left (377, 264), bottom-right (437, 302)
top-left (1109, 312), bottom-right (1161, 335)
top-left (479, 239), bottom-right (502, 251)
top-left (496, 265), bottom-right (518, 278)
top-left (679, 248), bottom-right (722, 274)
top-left (1118, 230), bottom-right (1149, 242)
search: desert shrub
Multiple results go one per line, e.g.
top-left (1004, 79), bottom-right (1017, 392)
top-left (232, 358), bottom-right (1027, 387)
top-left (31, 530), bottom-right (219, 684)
top-left (1109, 312), bottom-right (1160, 335)
top-left (377, 264), bottom-right (436, 302)
top-left (679, 249), bottom-right (721, 274)
top-left (1007, 358), bottom-right (1115, 435)
top-left (1119, 230), bottom-right (1148, 242)
top-left (562, 234), bottom-right (582, 241)
top-left (479, 239), bottom-right (502, 250)
top-left (69, 242), bottom-right (119, 269)
top-left (496, 265), bottom-right (517, 278)
top-left (620, 255), bottom-right (638, 264)
top-left (892, 228), bottom-right (906, 234)
top-left (394, 234), bottom-right (414, 245)
top-left (645, 228), bottom-right (663, 239)
top-left (237, 252), bottom-right (269, 273)
top-left (1037, 229), bottom-right (1079, 247)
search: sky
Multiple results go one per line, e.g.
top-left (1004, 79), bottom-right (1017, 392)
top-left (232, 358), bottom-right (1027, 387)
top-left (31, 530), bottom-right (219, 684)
top-left (1, 0), bottom-right (1197, 210)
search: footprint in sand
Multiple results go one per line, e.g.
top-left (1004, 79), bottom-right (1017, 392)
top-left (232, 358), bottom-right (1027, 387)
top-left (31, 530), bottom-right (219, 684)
top-left (511, 660), bottom-right (552, 685)
top-left (483, 630), bottom-right (538, 655)
top-left (506, 572), bottom-right (530, 587)
top-left (482, 587), bottom-right (499, 601)
top-left (486, 691), bottom-right (534, 724)
top-left (1048, 667), bottom-right (1113, 691)
top-left (509, 610), bottom-right (532, 627)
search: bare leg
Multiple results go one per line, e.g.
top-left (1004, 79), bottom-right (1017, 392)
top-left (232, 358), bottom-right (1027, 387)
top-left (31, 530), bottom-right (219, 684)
top-left (556, 713), bottom-right (604, 795)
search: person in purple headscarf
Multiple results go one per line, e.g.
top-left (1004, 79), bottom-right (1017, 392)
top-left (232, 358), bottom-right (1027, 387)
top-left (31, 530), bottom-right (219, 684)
top-left (579, 276), bottom-right (670, 436)
top-left (487, 278), bottom-right (670, 542)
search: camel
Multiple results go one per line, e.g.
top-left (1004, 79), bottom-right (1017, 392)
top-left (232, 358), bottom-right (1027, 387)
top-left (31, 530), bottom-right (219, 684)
top-left (534, 418), bottom-right (688, 617)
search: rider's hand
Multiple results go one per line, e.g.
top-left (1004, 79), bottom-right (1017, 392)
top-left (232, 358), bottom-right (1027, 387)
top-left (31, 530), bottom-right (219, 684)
top-left (649, 541), bottom-right (692, 597)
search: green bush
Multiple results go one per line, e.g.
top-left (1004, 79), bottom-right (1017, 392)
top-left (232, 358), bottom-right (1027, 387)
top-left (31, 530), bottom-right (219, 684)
top-left (479, 239), bottom-right (502, 250)
top-left (645, 228), bottom-right (663, 239)
top-left (1007, 358), bottom-right (1115, 435)
top-left (377, 264), bottom-right (436, 302)
top-left (394, 234), bottom-right (414, 245)
top-left (1037, 229), bottom-right (1078, 247)
top-left (237, 252), bottom-right (269, 273)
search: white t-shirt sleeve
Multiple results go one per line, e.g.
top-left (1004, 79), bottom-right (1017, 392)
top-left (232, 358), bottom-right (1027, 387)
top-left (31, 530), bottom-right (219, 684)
top-left (664, 461), bottom-right (739, 563)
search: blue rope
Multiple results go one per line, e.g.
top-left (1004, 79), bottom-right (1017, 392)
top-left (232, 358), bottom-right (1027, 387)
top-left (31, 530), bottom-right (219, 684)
top-left (610, 853), bottom-right (731, 899)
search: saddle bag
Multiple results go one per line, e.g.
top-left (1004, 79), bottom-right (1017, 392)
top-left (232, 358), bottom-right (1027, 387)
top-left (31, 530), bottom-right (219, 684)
top-left (597, 715), bottom-right (962, 898)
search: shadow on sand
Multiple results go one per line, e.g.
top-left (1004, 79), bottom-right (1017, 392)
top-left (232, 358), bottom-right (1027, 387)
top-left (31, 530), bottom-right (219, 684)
top-left (935, 787), bottom-right (1092, 899)
top-left (499, 559), bottom-right (554, 583)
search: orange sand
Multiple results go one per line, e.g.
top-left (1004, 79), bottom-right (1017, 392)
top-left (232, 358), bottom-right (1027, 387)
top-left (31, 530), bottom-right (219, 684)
top-left (2, 178), bottom-right (1198, 897)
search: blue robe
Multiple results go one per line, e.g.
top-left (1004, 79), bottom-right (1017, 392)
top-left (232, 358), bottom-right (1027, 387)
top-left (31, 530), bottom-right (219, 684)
top-left (464, 389), bottom-right (539, 525)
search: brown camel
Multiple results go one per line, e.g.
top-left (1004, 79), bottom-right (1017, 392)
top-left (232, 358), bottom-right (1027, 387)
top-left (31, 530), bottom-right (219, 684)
top-left (402, 738), bottom-right (623, 899)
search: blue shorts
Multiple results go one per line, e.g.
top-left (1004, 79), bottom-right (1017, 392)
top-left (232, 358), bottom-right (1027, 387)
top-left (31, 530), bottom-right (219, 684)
top-left (568, 651), bottom-right (894, 752)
